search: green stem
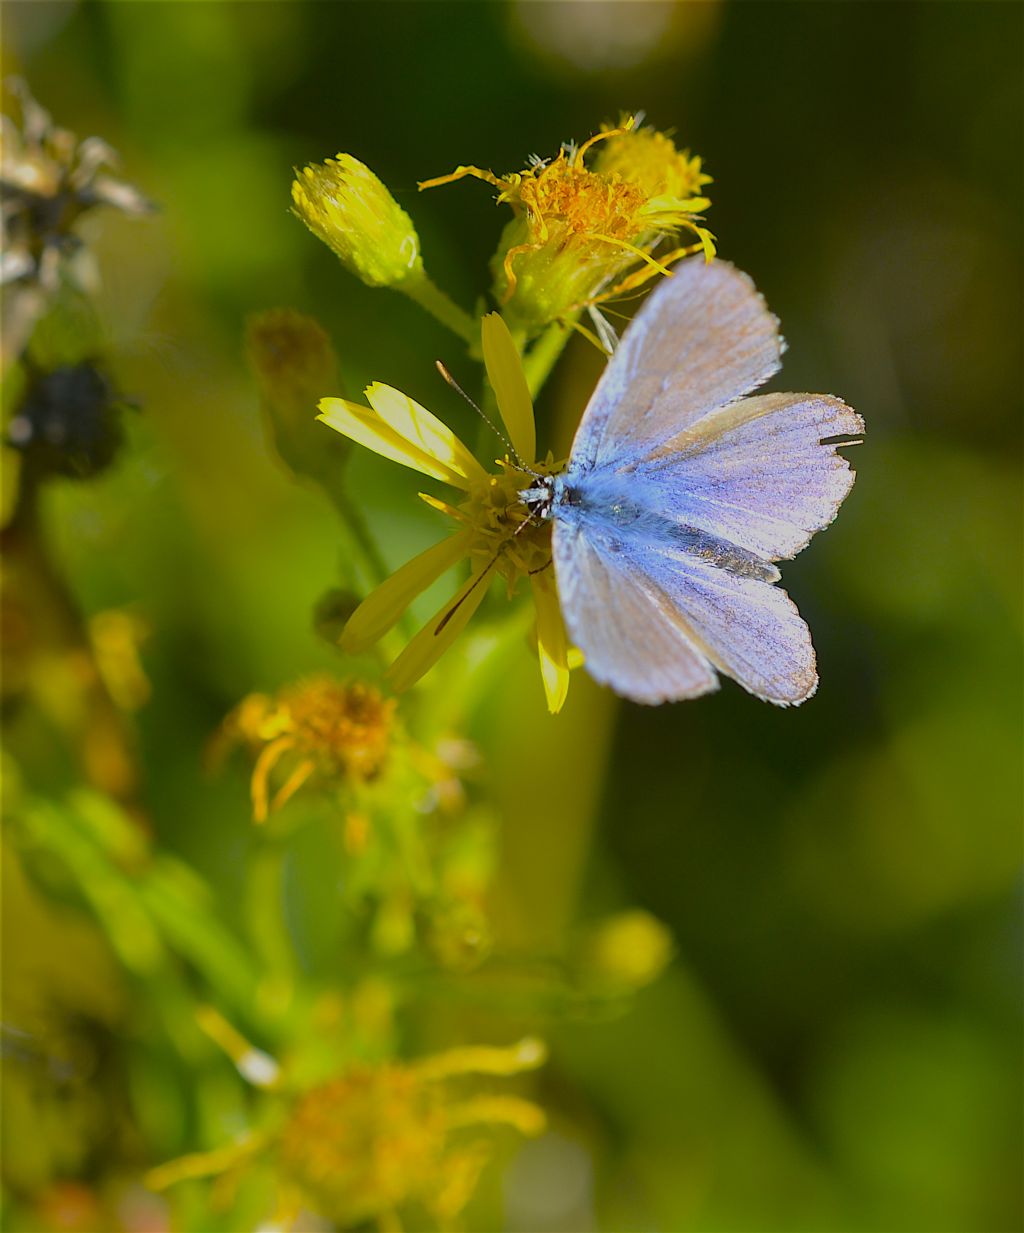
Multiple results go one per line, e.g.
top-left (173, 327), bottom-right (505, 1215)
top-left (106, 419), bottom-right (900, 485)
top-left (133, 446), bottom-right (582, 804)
top-left (522, 316), bottom-right (578, 400)
top-left (401, 273), bottom-right (477, 346)
top-left (329, 486), bottom-right (423, 644)
top-left (329, 487), bottom-right (390, 589)
top-left (245, 837), bottom-right (296, 1024)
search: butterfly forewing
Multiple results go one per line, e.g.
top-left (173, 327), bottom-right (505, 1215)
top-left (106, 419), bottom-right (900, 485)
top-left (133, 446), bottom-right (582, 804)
top-left (570, 258), bottom-right (784, 471)
top-left (635, 392), bottom-right (865, 561)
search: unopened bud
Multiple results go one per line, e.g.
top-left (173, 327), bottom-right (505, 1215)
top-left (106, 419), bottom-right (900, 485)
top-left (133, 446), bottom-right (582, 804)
top-left (291, 154), bottom-right (423, 288)
top-left (245, 308), bottom-right (348, 488)
top-left (582, 909), bottom-right (674, 990)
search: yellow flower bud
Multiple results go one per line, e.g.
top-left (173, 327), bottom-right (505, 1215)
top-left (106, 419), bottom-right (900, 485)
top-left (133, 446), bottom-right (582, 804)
top-left (593, 124), bottom-right (712, 203)
top-left (245, 307), bottom-right (348, 489)
top-left (582, 909), bottom-right (674, 989)
top-left (291, 154), bottom-right (423, 288)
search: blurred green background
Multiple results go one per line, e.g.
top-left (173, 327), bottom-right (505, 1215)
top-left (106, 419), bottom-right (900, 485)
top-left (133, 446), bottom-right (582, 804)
top-left (2, 2), bottom-right (1021, 1231)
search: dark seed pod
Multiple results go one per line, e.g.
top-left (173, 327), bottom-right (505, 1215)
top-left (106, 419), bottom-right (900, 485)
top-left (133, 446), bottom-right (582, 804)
top-left (6, 362), bottom-right (123, 479)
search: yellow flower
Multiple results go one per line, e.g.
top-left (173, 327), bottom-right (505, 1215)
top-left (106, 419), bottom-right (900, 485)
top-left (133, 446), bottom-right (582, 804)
top-left (319, 313), bottom-right (573, 713)
top-left (221, 676), bottom-right (396, 822)
top-left (419, 115), bottom-right (715, 336)
top-left (291, 154), bottom-right (423, 289)
top-left (147, 1010), bottom-right (547, 1232)
top-left (278, 1040), bottom-right (546, 1228)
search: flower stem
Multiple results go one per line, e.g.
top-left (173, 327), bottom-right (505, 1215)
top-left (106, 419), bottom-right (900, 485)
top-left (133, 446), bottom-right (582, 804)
top-left (522, 317), bottom-right (577, 399)
top-left (401, 273), bottom-right (477, 346)
top-left (330, 487), bottom-right (390, 589)
top-left (245, 837), bottom-right (295, 1022)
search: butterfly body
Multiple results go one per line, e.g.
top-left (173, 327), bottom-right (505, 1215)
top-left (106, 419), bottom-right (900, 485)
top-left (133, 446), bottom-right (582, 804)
top-left (534, 257), bottom-right (864, 707)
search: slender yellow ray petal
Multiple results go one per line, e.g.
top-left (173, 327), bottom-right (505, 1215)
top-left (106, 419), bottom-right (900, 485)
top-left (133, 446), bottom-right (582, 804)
top-left (418, 165), bottom-right (505, 192)
top-left (271, 757), bottom-right (317, 815)
top-left (145, 1135), bottom-right (266, 1190)
top-left (696, 226), bottom-right (717, 261)
top-left (386, 563), bottom-right (495, 693)
top-left (318, 398), bottom-right (473, 490)
top-left (196, 1006), bottom-right (282, 1088)
top-left (639, 193), bottom-right (712, 218)
top-left (444, 1096), bottom-right (547, 1136)
top-left (365, 383), bottom-right (488, 486)
top-left (418, 491), bottom-right (471, 523)
top-left (341, 531), bottom-right (473, 653)
top-left (414, 1036), bottom-right (547, 1080)
top-left (531, 570), bottom-right (570, 713)
top-left (480, 313), bottom-right (536, 463)
top-left (251, 736), bottom-right (294, 823)
top-left (592, 232), bottom-right (674, 278)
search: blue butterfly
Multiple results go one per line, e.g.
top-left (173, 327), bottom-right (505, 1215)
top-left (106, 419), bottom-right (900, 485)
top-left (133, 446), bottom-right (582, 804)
top-left (523, 258), bottom-right (864, 705)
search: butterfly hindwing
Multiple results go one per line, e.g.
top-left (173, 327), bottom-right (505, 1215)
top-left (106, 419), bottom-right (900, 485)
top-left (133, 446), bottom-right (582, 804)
top-left (626, 537), bottom-right (819, 705)
top-left (551, 520), bottom-right (719, 705)
top-left (553, 516), bottom-right (817, 706)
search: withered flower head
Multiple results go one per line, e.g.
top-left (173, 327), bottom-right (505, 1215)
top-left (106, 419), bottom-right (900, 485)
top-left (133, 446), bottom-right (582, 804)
top-left (0, 79), bottom-right (153, 368)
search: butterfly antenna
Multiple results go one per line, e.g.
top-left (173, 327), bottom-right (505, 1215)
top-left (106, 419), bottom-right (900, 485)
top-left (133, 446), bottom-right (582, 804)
top-left (436, 360), bottom-right (522, 466)
top-left (434, 514), bottom-right (536, 635)
top-left (434, 553), bottom-right (500, 635)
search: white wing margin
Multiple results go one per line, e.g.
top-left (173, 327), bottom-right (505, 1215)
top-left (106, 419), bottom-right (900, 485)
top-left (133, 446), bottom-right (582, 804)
top-left (571, 258), bottom-right (784, 470)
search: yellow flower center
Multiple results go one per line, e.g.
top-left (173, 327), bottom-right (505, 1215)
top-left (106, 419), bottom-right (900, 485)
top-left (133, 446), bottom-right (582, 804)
top-left (462, 460), bottom-right (560, 589)
top-left (277, 678), bottom-right (395, 779)
top-left (501, 153), bottom-right (648, 246)
top-left (278, 1067), bottom-right (446, 1223)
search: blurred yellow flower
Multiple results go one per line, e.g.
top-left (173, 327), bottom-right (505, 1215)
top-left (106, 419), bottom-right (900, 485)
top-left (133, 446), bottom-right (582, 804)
top-left (279, 1039), bottom-right (546, 1228)
top-left (148, 1013), bottom-right (547, 1232)
top-left (88, 608), bottom-right (151, 712)
top-left (319, 313), bottom-right (573, 712)
top-left (222, 677), bottom-right (396, 822)
top-left (420, 115), bottom-right (715, 335)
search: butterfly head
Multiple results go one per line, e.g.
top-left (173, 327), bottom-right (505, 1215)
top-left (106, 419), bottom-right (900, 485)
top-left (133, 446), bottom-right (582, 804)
top-left (518, 474), bottom-right (558, 522)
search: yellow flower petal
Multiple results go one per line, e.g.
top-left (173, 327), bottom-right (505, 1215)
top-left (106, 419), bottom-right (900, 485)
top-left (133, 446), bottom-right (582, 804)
top-left (317, 397), bottom-right (477, 490)
top-left (341, 531), bottom-right (473, 653)
top-left (365, 383), bottom-right (489, 486)
top-left (386, 563), bottom-right (494, 693)
top-left (480, 313), bottom-right (536, 463)
top-left (530, 569), bottom-right (569, 713)
top-left (418, 491), bottom-right (470, 523)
